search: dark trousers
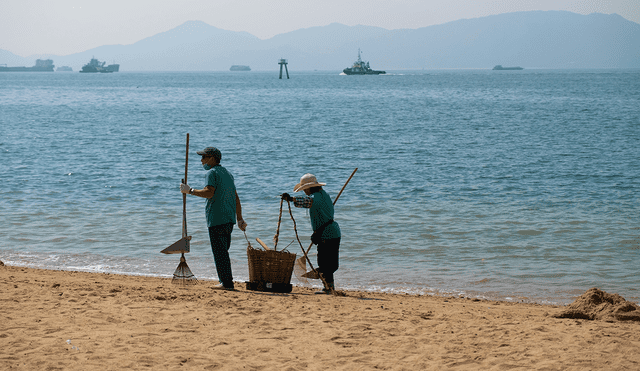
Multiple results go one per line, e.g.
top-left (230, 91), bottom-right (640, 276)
top-left (208, 223), bottom-right (234, 289)
top-left (317, 238), bottom-right (341, 284)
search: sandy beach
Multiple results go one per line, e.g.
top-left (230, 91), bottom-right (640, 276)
top-left (1, 264), bottom-right (639, 370)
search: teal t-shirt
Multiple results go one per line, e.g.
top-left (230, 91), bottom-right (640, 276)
top-left (204, 165), bottom-right (237, 227)
top-left (310, 189), bottom-right (341, 239)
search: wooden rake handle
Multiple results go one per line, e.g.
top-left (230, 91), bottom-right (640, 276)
top-left (182, 133), bottom-right (189, 239)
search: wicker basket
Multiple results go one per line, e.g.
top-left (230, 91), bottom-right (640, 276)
top-left (247, 246), bottom-right (296, 286)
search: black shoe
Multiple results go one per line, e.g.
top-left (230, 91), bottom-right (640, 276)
top-left (314, 283), bottom-right (335, 294)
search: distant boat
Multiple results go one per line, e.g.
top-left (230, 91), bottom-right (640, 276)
top-left (0, 59), bottom-right (55, 72)
top-left (80, 57), bottom-right (119, 73)
top-left (56, 66), bottom-right (73, 72)
top-left (493, 65), bottom-right (523, 70)
top-left (230, 65), bottom-right (251, 71)
top-left (343, 49), bottom-right (385, 75)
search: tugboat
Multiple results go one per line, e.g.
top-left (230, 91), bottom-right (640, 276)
top-left (80, 57), bottom-right (118, 73)
top-left (343, 49), bottom-right (385, 75)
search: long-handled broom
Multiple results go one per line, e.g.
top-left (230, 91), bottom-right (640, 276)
top-left (161, 133), bottom-right (197, 285)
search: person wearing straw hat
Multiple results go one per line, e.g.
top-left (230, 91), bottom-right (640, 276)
top-left (180, 146), bottom-right (247, 291)
top-left (282, 173), bottom-right (341, 294)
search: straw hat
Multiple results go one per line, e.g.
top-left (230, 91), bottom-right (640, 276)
top-left (293, 173), bottom-right (326, 192)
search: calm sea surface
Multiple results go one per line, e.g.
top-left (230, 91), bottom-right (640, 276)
top-left (1, 70), bottom-right (638, 305)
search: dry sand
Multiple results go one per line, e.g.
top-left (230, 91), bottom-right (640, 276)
top-left (1, 265), bottom-right (639, 370)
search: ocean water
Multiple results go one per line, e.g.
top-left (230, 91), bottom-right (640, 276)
top-left (1, 69), bottom-right (638, 305)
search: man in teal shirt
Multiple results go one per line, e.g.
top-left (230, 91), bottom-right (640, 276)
top-left (180, 147), bottom-right (247, 290)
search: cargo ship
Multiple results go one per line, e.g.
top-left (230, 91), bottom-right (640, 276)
top-left (56, 66), bottom-right (73, 72)
top-left (230, 65), bottom-right (250, 71)
top-left (342, 49), bottom-right (385, 75)
top-left (79, 57), bottom-right (119, 73)
top-left (0, 59), bottom-right (55, 72)
top-left (492, 65), bottom-right (523, 70)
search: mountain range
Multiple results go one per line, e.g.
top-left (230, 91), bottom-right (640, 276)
top-left (1, 11), bottom-right (639, 71)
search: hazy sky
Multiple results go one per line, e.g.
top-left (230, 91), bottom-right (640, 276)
top-left (2, 0), bottom-right (639, 57)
